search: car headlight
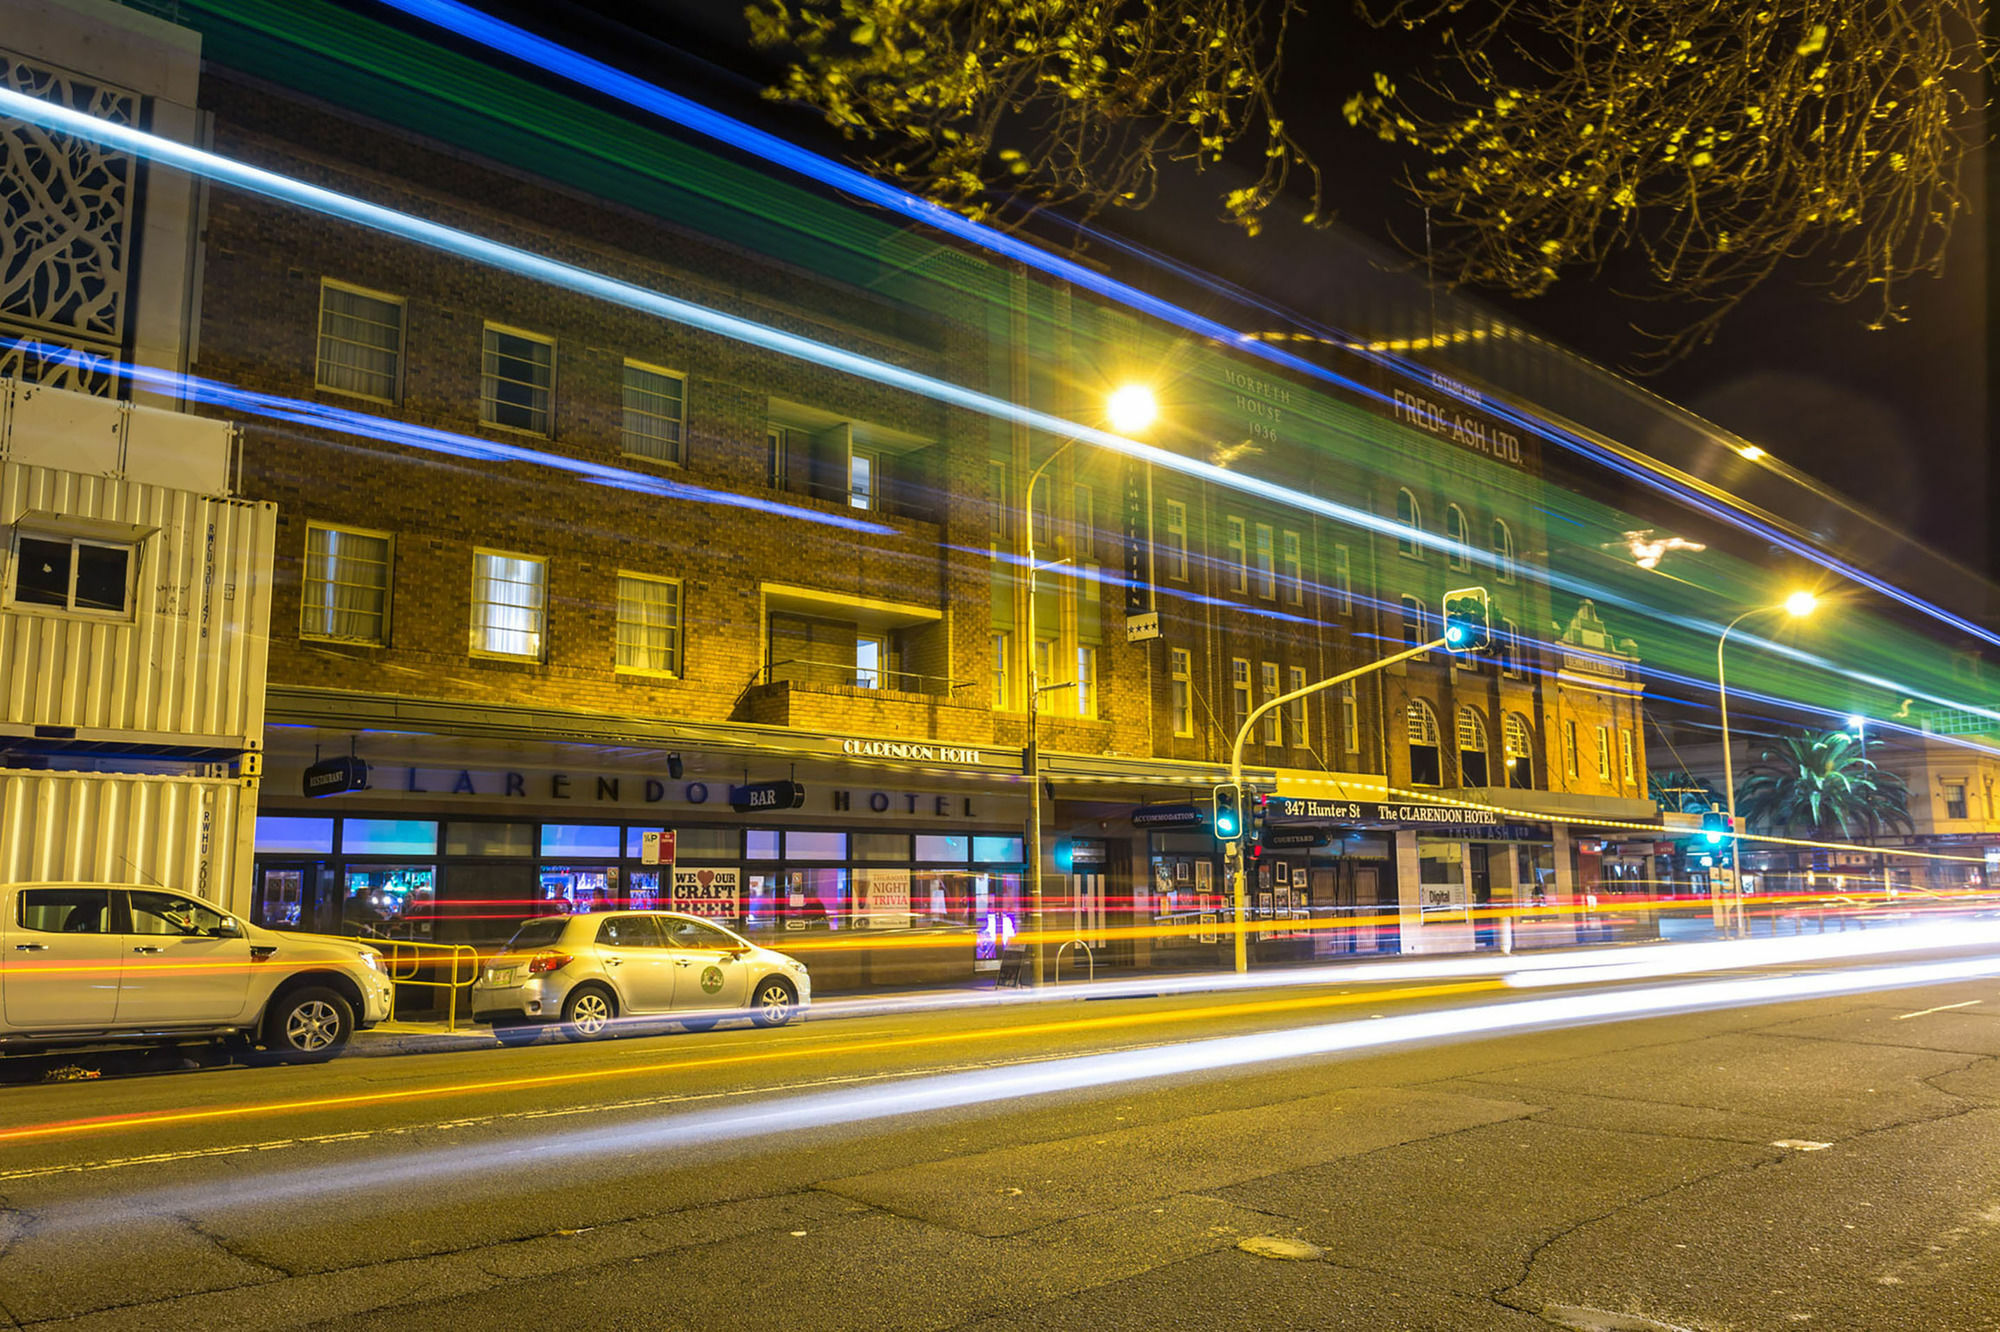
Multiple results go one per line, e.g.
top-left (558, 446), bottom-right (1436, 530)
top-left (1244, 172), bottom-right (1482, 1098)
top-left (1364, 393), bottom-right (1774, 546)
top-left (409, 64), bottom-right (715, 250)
top-left (359, 950), bottom-right (384, 972)
top-left (787, 959), bottom-right (809, 974)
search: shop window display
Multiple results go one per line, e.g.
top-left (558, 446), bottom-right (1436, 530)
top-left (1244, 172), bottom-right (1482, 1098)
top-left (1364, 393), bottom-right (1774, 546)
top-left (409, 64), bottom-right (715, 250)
top-left (343, 865), bottom-right (436, 939)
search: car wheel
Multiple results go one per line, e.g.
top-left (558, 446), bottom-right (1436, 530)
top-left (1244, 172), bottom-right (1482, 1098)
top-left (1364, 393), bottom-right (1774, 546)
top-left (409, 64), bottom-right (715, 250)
top-left (262, 986), bottom-right (354, 1063)
top-left (560, 985), bottom-right (617, 1041)
top-left (678, 1015), bottom-right (720, 1033)
top-left (750, 978), bottom-right (798, 1028)
top-left (490, 1020), bottom-right (541, 1048)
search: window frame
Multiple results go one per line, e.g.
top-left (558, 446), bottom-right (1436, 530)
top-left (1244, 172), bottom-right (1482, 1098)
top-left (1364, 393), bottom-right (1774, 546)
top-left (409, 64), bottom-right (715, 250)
top-left (299, 521), bottom-right (393, 646)
top-left (469, 547), bottom-right (549, 662)
top-left (1492, 518), bottom-right (1517, 583)
top-left (1253, 522), bottom-right (1277, 599)
top-left (1341, 681), bottom-right (1361, 754)
top-left (1564, 720), bottom-right (1580, 779)
top-left (990, 630), bottom-right (1012, 710)
top-left (1505, 713), bottom-right (1535, 789)
top-left (314, 279), bottom-right (406, 406)
top-left (1280, 529), bottom-right (1304, 605)
top-left (1286, 665), bottom-right (1308, 747)
top-left (1444, 503), bottom-right (1471, 571)
top-left (1407, 699), bottom-right (1443, 787)
top-left (7, 527), bottom-right (138, 620)
top-left (619, 358), bottom-right (687, 466)
top-left (613, 570), bottom-right (683, 678)
top-left (1260, 661), bottom-right (1281, 743)
top-left (1620, 728), bottom-right (1637, 786)
top-left (1225, 516), bottom-right (1248, 593)
top-left (1331, 543), bottom-right (1353, 614)
top-left (1164, 500), bottom-right (1189, 580)
top-left (1595, 724), bottom-right (1612, 782)
top-left (480, 322), bottom-right (557, 437)
top-left (1169, 647), bottom-right (1194, 738)
top-left (1400, 594), bottom-right (1430, 657)
top-left (1457, 704), bottom-right (1490, 787)
top-left (1231, 657), bottom-right (1252, 732)
top-left (1076, 643), bottom-right (1098, 719)
top-left (1944, 780), bottom-right (1969, 820)
top-left (1396, 488), bottom-right (1424, 559)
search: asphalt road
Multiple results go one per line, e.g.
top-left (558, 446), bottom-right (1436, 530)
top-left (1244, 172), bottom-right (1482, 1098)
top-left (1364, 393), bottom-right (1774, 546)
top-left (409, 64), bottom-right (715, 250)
top-left (6, 944), bottom-right (2000, 1331)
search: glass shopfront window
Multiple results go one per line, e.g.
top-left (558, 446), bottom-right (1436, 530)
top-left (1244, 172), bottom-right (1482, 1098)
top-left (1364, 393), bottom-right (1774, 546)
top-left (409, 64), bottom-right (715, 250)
top-left (540, 864), bottom-right (619, 912)
top-left (343, 865), bottom-right (436, 940)
top-left (541, 824), bottom-right (621, 858)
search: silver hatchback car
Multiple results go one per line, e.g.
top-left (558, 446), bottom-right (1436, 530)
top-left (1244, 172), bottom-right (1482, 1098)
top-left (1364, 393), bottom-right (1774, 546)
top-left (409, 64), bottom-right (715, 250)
top-left (470, 911), bottom-right (811, 1042)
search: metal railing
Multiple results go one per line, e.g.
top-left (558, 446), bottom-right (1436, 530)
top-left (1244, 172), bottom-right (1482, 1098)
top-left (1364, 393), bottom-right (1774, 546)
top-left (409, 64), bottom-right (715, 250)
top-left (374, 939), bottom-right (482, 1031)
top-left (1053, 937), bottom-right (1094, 984)
top-left (749, 658), bottom-right (975, 699)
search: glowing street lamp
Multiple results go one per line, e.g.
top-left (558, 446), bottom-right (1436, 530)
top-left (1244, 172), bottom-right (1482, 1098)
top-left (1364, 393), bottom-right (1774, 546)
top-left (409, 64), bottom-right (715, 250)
top-left (1716, 590), bottom-right (1819, 935)
top-left (1022, 383), bottom-right (1155, 984)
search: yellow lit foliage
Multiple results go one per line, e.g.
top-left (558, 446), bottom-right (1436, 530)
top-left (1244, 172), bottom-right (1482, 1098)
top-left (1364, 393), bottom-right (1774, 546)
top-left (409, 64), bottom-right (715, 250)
top-left (1343, 0), bottom-right (1987, 359)
top-left (745, 0), bottom-right (1324, 236)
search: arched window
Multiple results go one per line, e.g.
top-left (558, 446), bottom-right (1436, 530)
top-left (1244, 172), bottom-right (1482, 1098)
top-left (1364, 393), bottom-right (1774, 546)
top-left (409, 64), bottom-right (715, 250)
top-left (1400, 595), bottom-right (1429, 653)
top-left (1407, 699), bottom-right (1442, 787)
top-left (1445, 504), bottom-right (1470, 570)
top-left (1504, 712), bottom-right (1535, 789)
top-left (1397, 488), bottom-right (1423, 558)
top-left (1456, 705), bottom-right (1489, 787)
top-left (1491, 518), bottom-right (1516, 583)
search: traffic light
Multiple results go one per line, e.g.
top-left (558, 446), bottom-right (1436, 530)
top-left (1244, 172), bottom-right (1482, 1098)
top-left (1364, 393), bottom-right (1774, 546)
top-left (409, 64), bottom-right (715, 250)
top-left (1246, 790), bottom-right (1269, 860)
top-left (1699, 808), bottom-right (1735, 868)
top-left (1441, 585), bottom-right (1492, 652)
top-left (1211, 783), bottom-right (1243, 844)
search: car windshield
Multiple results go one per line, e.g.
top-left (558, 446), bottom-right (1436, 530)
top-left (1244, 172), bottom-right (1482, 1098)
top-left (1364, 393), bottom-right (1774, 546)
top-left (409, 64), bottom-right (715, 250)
top-left (502, 917), bottom-right (570, 952)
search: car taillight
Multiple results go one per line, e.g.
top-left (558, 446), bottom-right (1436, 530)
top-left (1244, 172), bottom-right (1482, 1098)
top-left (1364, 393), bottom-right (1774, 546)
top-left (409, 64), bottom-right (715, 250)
top-left (527, 952), bottom-right (572, 975)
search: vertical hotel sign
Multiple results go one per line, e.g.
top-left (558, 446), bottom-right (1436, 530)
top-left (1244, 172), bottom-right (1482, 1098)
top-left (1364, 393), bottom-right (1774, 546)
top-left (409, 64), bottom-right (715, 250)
top-left (1123, 459), bottom-right (1159, 640)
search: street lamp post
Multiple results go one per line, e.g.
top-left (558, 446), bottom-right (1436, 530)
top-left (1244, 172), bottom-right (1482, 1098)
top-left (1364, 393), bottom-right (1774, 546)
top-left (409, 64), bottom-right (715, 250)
top-left (1716, 590), bottom-right (1817, 936)
top-left (1021, 384), bottom-right (1156, 986)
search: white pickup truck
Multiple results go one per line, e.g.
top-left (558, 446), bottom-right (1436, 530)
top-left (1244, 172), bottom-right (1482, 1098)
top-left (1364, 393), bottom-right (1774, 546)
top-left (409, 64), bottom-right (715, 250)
top-left (0, 882), bottom-right (393, 1061)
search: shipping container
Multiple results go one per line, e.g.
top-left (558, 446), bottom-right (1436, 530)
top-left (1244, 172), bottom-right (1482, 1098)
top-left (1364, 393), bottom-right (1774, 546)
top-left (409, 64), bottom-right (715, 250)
top-left (0, 769), bottom-right (257, 911)
top-left (0, 377), bottom-right (274, 749)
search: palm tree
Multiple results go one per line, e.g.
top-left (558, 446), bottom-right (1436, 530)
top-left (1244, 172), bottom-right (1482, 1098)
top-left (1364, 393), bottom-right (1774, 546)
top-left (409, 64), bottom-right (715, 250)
top-left (1649, 769), bottom-right (1722, 816)
top-left (1734, 730), bottom-right (1914, 841)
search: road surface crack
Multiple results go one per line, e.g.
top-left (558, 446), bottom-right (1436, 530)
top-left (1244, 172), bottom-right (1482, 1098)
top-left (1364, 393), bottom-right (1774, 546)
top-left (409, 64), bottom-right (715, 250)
top-left (172, 1210), bottom-right (296, 1279)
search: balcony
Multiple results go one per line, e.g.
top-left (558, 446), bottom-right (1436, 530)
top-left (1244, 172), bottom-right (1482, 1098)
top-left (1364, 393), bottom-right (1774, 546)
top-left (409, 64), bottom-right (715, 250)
top-left (735, 660), bottom-right (995, 744)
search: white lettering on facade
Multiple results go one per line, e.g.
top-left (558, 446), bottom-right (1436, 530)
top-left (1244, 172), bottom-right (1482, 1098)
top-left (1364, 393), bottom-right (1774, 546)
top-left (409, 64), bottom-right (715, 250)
top-left (840, 739), bottom-right (984, 765)
top-left (1390, 388), bottom-right (1524, 466)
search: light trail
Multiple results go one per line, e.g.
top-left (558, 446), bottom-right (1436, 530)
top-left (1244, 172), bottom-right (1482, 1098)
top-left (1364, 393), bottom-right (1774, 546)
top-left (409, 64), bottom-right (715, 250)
top-left (7, 90), bottom-right (1995, 736)
top-left (373, 0), bottom-right (2000, 655)
top-left (19, 950), bottom-right (2000, 1230)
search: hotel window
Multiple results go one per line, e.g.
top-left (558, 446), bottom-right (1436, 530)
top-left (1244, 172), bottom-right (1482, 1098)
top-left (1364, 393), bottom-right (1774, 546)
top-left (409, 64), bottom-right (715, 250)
top-left (470, 549), bottom-right (546, 660)
top-left (1620, 728), bottom-right (1637, 786)
top-left (1073, 484), bottom-right (1095, 554)
top-left (1505, 713), bottom-right (1535, 788)
top-left (9, 527), bottom-right (136, 618)
top-left (1225, 516), bottom-right (1248, 592)
top-left (1281, 530), bottom-right (1304, 605)
top-left (855, 634), bottom-right (885, 688)
top-left (1286, 665), bottom-right (1308, 747)
top-left (1169, 648), bottom-right (1194, 737)
top-left (1164, 500), bottom-right (1189, 579)
top-left (1595, 725), bottom-right (1611, 781)
top-left (481, 325), bottom-right (555, 435)
top-left (1401, 595), bottom-right (1429, 654)
top-left (1254, 523), bottom-right (1277, 599)
top-left (315, 281), bottom-right (403, 403)
top-left (770, 425), bottom-right (793, 490)
top-left (1492, 518), bottom-right (1517, 583)
top-left (1445, 503), bottom-right (1471, 571)
top-left (1496, 617), bottom-right (1522, 678)
top-left (991, 631), bottom-right (1011, 709)
top-left (1231, 657), bottom-right (1252, 732)
top-left (1341, 682), bottom-right (1361, 753)
top-left (1260, 662), bottom-right (1281, 743)
top-left (849, 449), bottom-right (877, 512)
top-left (620, 360), bottom-right (686, 464)
top-left (1945, 780), bottom-right (1969, 820)
top-left (1076, 645), bottom-right (1098, 719)
top-left (1457, 706), bottom-right (1489, 786)
top-left (1332, 543), bottom-right (1352, 614)
top-left (1397, 488), bottom-right (1423, 558)
top-left (1031, 477), bottom-right (1055, 545)
top-left (614, 572), bottom-right (681, 676)
top-left (1564, 720), bottom-right (1580, 779)
top-left (302, 523), bottom-right (391, 644)
top-left (989, 460), bottom-right (1010, 540)
top-left (1407, 700), bottom-right (1442, 787)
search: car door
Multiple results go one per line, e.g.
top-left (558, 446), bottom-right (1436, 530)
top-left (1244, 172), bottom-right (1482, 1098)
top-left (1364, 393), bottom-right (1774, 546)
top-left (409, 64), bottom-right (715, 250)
top-left (592, 914), bottom-right (675, 1014)
top-left (660, 915), bottom-right (752, 1011)
top-left (2, 886), bottom-right (121, 1029)
top-left (116, 890), bottom-right (255, 1025)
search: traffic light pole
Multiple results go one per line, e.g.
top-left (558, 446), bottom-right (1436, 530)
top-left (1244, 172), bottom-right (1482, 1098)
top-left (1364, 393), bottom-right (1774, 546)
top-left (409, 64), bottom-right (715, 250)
top-left (1225, 636), bottom-right (1449, 973)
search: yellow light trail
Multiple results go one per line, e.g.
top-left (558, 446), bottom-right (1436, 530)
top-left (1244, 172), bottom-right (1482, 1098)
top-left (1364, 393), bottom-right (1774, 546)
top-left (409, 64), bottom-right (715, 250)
top-left (0, 980), bottom-right (1496, 1148)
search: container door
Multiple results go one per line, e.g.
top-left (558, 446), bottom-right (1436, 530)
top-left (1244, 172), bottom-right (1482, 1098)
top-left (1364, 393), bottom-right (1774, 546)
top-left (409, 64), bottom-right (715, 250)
top-left (3, 886), bottom-right (120, 1028)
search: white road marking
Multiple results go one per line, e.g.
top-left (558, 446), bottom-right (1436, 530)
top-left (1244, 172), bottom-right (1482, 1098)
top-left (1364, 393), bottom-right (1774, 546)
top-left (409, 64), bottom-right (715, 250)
top-left (1892, 999), bottom-right (1982, 1020)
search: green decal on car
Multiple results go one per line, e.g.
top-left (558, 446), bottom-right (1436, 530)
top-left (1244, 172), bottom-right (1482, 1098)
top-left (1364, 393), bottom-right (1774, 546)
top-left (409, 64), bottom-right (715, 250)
top-left (700, 965), bottom-right (725, 994)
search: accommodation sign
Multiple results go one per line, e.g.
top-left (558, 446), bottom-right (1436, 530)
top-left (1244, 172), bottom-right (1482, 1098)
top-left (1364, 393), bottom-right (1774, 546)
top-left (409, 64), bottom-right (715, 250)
top-left (1270, 797), bottom-right (1545, 838)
